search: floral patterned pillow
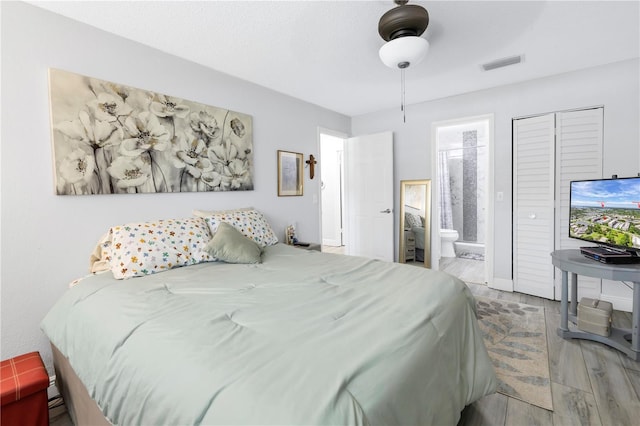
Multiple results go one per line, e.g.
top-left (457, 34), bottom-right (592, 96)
top-left (194, 208), bottom-right (278, 247)
top-left (108, 217), bottom-right (213, 279)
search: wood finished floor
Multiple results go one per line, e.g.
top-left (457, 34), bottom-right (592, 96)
top-left (49, 254), bottom-right (640, 425)
top-left (382, 256), bottom-right (640, 425)
top-left (460, 281), bottom-right (640, 426)
top-left (439, 256), bottom-right (485, 284)
top-left (321, 244), bottom-right (345, 254)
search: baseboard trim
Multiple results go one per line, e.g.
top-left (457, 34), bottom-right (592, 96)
top-left (490, 277), bottom-right (513, 292)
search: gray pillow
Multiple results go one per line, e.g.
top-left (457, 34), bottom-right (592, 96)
top-left (405, 212), bottom-right (422, 229)
top-left (204, 221), bottom-right (262, 264)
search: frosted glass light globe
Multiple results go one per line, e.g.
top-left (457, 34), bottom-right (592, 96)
top-left (379, 36), bottom-right (429, 69)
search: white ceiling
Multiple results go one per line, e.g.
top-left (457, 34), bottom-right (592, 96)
top-left (29, 1), bottom-right (640, 117)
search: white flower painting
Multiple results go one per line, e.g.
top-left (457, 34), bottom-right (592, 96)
top-left (49, 69), bottom-right (253, 195)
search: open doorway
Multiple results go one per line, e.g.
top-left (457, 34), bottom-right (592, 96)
top-left (319, 130), bottom-right (346, 254)
top-left (431, 115), bottom-right (494, 285)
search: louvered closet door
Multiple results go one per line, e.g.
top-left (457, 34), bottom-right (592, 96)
top-left (554, 108), bottom-right (603, 299)
top-left (513, 114), bottom-right (556, 299)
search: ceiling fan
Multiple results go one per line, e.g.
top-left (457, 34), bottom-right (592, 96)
top-left (377, 0), bottom-right (430, 121)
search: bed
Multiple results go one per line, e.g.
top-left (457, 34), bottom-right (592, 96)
top-left (41, 212), bottom-right (496, 425)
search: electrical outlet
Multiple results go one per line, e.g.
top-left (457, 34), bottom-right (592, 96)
top-left (496, 191), bottom-right (504, 202)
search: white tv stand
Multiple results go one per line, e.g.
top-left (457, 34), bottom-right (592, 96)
top-left (551, 249), bottom-right (640, 361)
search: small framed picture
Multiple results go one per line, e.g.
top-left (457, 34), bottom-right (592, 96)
top-left (277, 150), bottom-right (303, 196)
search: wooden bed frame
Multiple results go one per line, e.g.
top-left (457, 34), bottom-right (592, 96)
top-left (51, 344), bottom-right (110, 425)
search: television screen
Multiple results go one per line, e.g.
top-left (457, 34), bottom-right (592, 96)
top-left (569, 176), bottom-right (640, 252)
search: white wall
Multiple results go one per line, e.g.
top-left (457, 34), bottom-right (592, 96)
top-left (0, 2), bottom-right (349, 371)
top-left (352, 58), bottom-right (640, 289)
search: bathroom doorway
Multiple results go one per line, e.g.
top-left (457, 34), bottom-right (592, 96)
top-left (431, 115), bottom-right (494, 285)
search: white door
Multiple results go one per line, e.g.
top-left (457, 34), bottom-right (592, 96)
top-left (344, 131), bottom-right (394, 261)
top-left (513, 108), bottom-right (604, 300)
top-left (554, 108), bottom-right (603, 299)
top-left (513, 114), bottom-right (556, 299)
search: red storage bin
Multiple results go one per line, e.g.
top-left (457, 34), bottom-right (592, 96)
top-left (1, 352), bottom-right (49, 426)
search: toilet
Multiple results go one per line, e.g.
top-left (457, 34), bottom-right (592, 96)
top-left (440, 229), bottom-right (459, 258)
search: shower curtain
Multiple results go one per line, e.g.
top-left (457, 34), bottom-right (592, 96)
top-left (438, 151), bottom-right (454, 230)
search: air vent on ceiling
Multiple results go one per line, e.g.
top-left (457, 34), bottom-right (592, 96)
top-left (481, 55), bottom-right (523, 71)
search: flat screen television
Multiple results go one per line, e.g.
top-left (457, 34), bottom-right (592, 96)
top-left (569, 176), bottom-right (640, 254)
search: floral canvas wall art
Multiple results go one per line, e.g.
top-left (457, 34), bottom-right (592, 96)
top-left (48, 68), bottom-right (253, 195)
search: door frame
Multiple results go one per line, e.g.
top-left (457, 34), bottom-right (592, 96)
top-left (317, 127), bottom-right (348, 250)
top-left (430, 114), bottom-right (495, 286)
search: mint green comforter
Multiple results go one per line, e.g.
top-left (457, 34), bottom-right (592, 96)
top-left (41, 244), bottom-right (496, 425)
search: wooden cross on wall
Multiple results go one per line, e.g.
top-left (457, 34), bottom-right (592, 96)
top-left (305, 154), bottom-right (317, 179)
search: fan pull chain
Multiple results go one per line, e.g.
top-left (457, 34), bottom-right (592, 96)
top-left (402, 68), bottom-right (406, 123)
top-left (399, 62), bottom-right (409, 123)
top-left (400, 68), bottom-right (404, 113)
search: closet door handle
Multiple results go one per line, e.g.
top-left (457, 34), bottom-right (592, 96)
top-left (380, 208), bottom-right (392, 213)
